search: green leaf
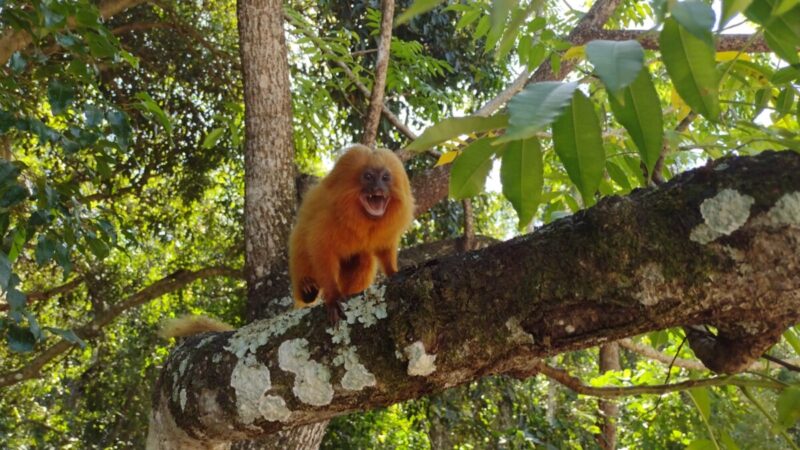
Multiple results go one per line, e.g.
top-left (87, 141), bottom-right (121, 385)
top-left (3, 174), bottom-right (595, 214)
top-left (7, 324), bottom-right (36, 353)
top-left (552, 90), bottom-right (605, 206)
top-left (783, 328), bottom-right (800, 355)
top-left (42, 6), bottom-right (66, 28)
top-left (774, 87), bottom-right (795, 118)
top-left (202, 128), bottom-right (226, 149)
top-left (719, 432), bottom-right (741, 450)
top-left (686, 439), bottom-right (716, 450)
top-left (774, 0), bottom-right (800, 15)
top-left (107, 110), bottom-right (131, 149)
top-left (0, 251), bottom-right (10, 289)
top-left (35, 236), bottom-right (56, 265)
top-left (496, 6), bottom-right (533, 61)
top-left (776, 386), bottom-right (800, 429)
top-left (659, 17), bottom-right (720, 121)
top-left (606, 161), bottom-right (632, 191)
top-left (85, 31), bottom-right (117, 58)
top-left (721, 0), bottom-right (754, 27)
top-left (45, 327), bottom-right (87, 349)
top-left (489, 0), bottom-right (517, 50)
top-left (772, 66), bottom-right (800, 84)
top-left (497, 81), bottom-right (579, 144)
top-left (0, 184), bottom-right (28, 208)
top-left (746, 0), bottom-right (800, 64)
top-left (689, 387), bottom-right (711, 420)
top-left (585, 40), bottom-right (644, 93)
top-left (608, 68), bottom-right (664, 178)
top-left (449, 137), bottom-right (496, 199)
top-left (47, 79), bottom-right (76, 115)
top-left (405, 114), bottom-right (508, 152)
top-left (396, 0), bottom-right (444, 25)
top-left (84, 105), bottom-right (104, 127)
top-left (9, 52), bottom-right (26, 73)
top-left (671, 1), bottom-right (715, 46)
top-left (135, 92), bottom-right (172, 134)
top-left (500, 138), bottom-right (543, 229)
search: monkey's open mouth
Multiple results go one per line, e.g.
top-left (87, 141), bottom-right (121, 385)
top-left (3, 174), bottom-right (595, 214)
top-left (360, 192), bottom-right (390, 217)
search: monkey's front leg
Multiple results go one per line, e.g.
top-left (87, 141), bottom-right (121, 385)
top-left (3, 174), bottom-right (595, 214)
top-left (376, 246), bottom-right (399, 277)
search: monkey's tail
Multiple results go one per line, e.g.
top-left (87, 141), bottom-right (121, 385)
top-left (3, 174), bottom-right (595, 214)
top-left (158, 315), bottom-right (234, 339)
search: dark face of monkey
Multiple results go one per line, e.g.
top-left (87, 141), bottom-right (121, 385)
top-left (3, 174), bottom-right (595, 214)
top-left (359, 167), bottom-right (392, 218)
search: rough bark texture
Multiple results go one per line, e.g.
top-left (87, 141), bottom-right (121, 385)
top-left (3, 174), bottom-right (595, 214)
top-left (596, 343), bottom-right (620, 450)
top-left (238, 0), bottom-right (296, 317)
top-left (148, 151), bottom-right (800, 446)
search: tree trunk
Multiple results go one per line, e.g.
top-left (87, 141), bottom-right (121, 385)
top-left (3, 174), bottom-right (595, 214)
top-left (596, 343), bottom-right (620, 450)
top-left (147, 151), bottom-right (800, 446)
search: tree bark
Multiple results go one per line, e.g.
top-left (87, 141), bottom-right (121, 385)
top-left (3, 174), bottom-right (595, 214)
top-left (596, 343), bottom-right (620, 450)
top-left (147, 151), bottom-right (800, 446)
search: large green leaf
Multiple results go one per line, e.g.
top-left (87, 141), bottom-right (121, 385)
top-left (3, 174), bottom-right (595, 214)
top-left (671, 0), bottom-right (715, 46)
top-left (689, 387), bottom-right (711, 420)
top-left (449, 137), bottom-right (496, 200)
top-left (586, 40), bottom-right (644, 93)
top-left (496, 81), bottom-right (579, 144)
top-left (405, 114), bottom-right (508, 152)
top-left (660, 17), bottom-right (720, 121)
top-left (608, 68), bottom-right (664, 177)
top-left (746, 0), bottom-right (800, 64)
top-left (721, 0), bottom-right (754, 28)
top-left (777, 386), bottom-right (800, 430)
top-left (500, 138), bottom-right (543, 229)
top-left (552, 91), bottom-right (605, 205)
top-left (47, 79), bottom-right (75, 116)
top-left (7, 324), bottom-right (36, 353)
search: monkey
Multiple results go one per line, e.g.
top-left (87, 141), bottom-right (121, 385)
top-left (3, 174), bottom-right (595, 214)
top-left (290, 144), bottom-right (415, 323)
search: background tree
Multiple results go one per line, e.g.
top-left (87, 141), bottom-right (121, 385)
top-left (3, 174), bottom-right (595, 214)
top-left (1, 0), bottom-right (799, 449)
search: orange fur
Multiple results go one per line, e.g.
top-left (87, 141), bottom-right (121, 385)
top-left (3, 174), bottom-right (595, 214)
top-left (289, 144), bottom-right (415, 318)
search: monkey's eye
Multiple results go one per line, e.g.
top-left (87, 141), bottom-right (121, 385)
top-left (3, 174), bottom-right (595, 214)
top-left (382, 173), bottom-right (391, 182)
top-left (362, 172), bottom-right (374, 182)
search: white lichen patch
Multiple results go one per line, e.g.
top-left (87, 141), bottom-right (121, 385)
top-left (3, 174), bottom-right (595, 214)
top-left (505, 318), bottom-right (534, 345)
top-left (691, 189), bottom-right (755, 244)
top-left (179, 389), bottom-right (187, 411)
top-left (225, 301), bottom-right (310, 358)
top-left (327, 321), bottom-right (351, 346)
top-left (565, 324), bottom-right (576, 334)
top-left (258, 395), bottom-right (291, 422)
top-left (768, 192), bottom-right (800, 226)
top-left (230, 354), bottom-right (272, 424)
top-left (278, 339), bottom-right (334, 406)
top-left (635, 262), bottom-right (665, 306)
top-left (342, 285), bottom-right (389, 327)
top-left (334, 347), bottom-right (376, 391)
top-left (404, 341), bottom-right (437, 377)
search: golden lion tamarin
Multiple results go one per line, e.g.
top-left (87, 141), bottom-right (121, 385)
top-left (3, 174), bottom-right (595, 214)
top-left (290, 144), bottom-right (415, 323)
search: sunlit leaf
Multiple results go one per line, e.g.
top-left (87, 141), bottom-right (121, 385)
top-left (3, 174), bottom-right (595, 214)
top-left (497, 81), bottom-right (579, 144)
top-left (202, 127), bottom-right (226, 149)
top-left (552, 91), bottom-right (605, 206)
top-left (660, 18), bottom-right (720, 121)
top-left (776, 386), bottom-right (800, 430)
top-left (435, 150), bottom-right (458, 166)
top-left (689, 387), bottom-right (711, 420)
top-left (45, 327), bottom-right (87, 349)
top-left (500, 138), bottom-right (543, 229)
top-left (449, 137), bottom-right (496, 199)
top-left (405, 114), bottom-right (508, 152)
top-left (746, 0), bottom-right (800, 64)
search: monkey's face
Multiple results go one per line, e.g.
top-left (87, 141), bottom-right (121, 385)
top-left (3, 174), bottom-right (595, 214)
top-left (359, 167), bottom-right (392, 218)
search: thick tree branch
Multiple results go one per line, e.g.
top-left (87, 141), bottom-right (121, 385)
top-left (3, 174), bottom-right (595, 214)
top-left (148, 152), bottom-right (800, 445)
top-left (361, 0), bottom-right (396, 147)
top-left (593, 30), bottom-right (770, 53)
top-left (0, 0), bottom-right (147, 66)
top-left (0, 266), bottom-right (242, 388)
